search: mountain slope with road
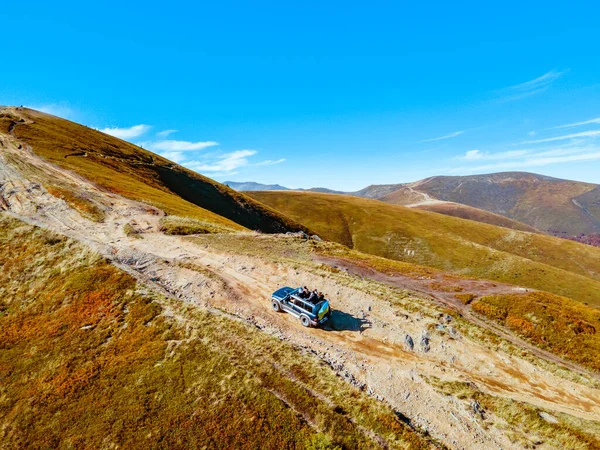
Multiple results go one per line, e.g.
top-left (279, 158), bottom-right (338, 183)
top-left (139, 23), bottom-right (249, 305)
top-left (2, 107), bottom-right (600, 449)
top-left (0, 107), bottom-right (308, 234)
top-left (366, 172), bottom-right (600, 236)
top-left (249, 190), bottom-right (600, 306)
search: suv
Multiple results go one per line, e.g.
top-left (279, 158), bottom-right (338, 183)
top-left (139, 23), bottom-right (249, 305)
top-left (271, 287), bottom-right (331, 327)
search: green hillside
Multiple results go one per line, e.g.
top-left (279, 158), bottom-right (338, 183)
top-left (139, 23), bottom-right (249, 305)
top-left (374, 173), bottom-right (600, 236)
top-left (0, 107), bottom-right (307, 234)
top-left (0, 215), bottom-right (430, 449)
top-left (249, 191), bottom-right (600, 306)
top-left (412, 202), bottom-right (539, 233)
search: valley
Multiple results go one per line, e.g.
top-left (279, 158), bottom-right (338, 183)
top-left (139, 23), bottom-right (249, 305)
top-left (1, 107), bottom-right (600, 449)
top-left (231, 174), bottom-right (600, 242)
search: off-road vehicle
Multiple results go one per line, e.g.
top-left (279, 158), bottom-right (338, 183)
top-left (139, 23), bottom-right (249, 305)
top-left (271, 287), bottom-right (331, 327)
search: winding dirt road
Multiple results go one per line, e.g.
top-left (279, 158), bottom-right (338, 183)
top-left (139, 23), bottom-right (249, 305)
top-left (2, 114), bottom-right (600, 449)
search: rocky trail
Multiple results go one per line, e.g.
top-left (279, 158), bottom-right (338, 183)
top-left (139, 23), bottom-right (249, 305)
top-left (2, 121), bottom-right (600, 449)
top-left (314, 255), bottom-right (600, 382)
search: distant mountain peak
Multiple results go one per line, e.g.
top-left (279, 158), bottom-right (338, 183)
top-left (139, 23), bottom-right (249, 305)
top-left (224, 181), bottom-right (290, 191)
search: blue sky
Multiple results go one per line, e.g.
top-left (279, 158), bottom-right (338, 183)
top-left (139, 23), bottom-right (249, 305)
top-left (2, 1), bottom-right (600, 191)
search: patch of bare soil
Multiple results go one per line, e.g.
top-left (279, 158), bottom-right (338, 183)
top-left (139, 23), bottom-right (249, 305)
top-left (314, 255), bottom-right (600, 381)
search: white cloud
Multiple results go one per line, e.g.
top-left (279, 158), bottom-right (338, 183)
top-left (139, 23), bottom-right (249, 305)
top-left (156, 129), bottom-right (178, 137)
top-left (463, 149), bottom-right (482, 160)
top-left (450, 150), bottom-right (600, 174)
top-left (29, 103), bottom-right (74, 119)
top-left (148, 140), bottom-right (219, 152)
top-left (506, 70), bottom-right (565, 91)
top-left (495, 69), bottom-right (566, 102)
top-left (498, 87), bottom-right (549, 103)
top-left (522, 130), bottom-right (600, 144)
top-left (100, 124), bottom-right (151, 139)
top-left (105, 121), bottom-right (280, 175)
top-left (528, 144), bottom-right (593, 158)
top-left (554, 117), bottom-right (600, 129)
top-left (157, 145), bottom-right (284, 174)
top-left (450, 139), bottom-right (600, 174)
top-left (417, 130), bottom-right (464, 143)
top-left (457, 149), bottom-right (529, 161)
top-left (255, 158), bottom-right (286, 166)
top-left (159, 151), bottom-right (186, 163)
top-left (186, 150), bottom-right (257, 172)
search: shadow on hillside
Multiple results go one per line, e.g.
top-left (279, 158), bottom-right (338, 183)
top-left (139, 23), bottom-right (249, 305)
top-left (326, 310), bottom-right (371, 332)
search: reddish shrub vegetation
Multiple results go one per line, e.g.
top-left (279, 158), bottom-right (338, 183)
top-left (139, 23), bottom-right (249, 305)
top-left (472, 292), bottom-right (600, 371)
top-left (0, 216), bottom-right (430, 449)
top-left (550, 231), bottom-right (600, 249)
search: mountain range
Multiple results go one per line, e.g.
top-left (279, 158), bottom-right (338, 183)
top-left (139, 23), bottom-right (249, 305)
top-left (2, 107), bottom-right (600, 449)
top-left (229, 173), bottom-right (600, 237)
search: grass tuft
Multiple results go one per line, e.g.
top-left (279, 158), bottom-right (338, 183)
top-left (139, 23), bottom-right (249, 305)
top-left (455, 293), bottom-right (476, 304)
top-left (159, 216), bottom-right (238, 235)
top-left (426, 376), bottom-right (600, 449)
top-left (46, 186), bottom-right (105, 222)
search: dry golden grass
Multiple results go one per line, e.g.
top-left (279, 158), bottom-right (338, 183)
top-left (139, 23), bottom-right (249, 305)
top-left (1, 107), bottom-right (308, 234)
top-left (426, 377), bottom-right (600, 449)
top-left (159, 215), bottom-right (238, 235)
top-left (46, 186), bottom-right (106, 222)
top-left (249, 191), bottom-right (600, 306)
top-left (455, 293), bottom-right (475, 305)
top-left (410, 202), bottom-right (539, 233)
top-left (429, 281), bottom-right (463, 292)
top-left (0, 215), bottom-right (432, 449)
top-left (472, 292), bottom-right (600, 371)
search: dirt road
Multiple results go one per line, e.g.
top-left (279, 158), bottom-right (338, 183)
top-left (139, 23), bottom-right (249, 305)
top-left (2, 118), bottom-right (600, 449)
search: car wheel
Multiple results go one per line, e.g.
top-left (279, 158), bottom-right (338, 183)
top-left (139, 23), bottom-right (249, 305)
top-left (272, 301), bottom-right (281, 312)
top-left (300, 315), bottom-right (310, 327)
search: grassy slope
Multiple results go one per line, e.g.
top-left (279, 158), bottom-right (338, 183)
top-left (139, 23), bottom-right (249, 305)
top-left (393, 174), bottom-right (599, 235)
top-left (426, 377), bottom-right (600, 449)
top-left (249, 191), bottom-right (600, 306)
top-left (0, 215), bottom-right (431, 449)
top-left (0, 107), bottom-right (308, 234)
top-left (508, 179), bottom-right (599, 234)
top-left (472, 292), bottom-right (600, 371)
top-left (412, 202), bottom-right (539, 233)
top-left (189, 230), bottom-right (600, 382)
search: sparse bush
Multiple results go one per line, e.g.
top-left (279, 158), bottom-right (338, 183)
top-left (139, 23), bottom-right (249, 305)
top-left (318, 263), bottom-right (340, 273)
top-left (42, 233), bottom-right (65, 246)
top-left (472, 301), bottom-right (508, 321)
top-left (430, 281), bottom-right (463, 292)
top-left (506, 315), bottom-right (535, 336)
top-left (47, 186), bottom-right (105, 222)
top-left (123, 222), bottom-right (141, 238)
top-left (472, 292), bottom-right (600, 371)
top-left (305, 434), bottom-right (342, 450)
top-left (455, 293), bottom-right (475, 304)
top-left (159, 216), bottom-right (237, 235)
